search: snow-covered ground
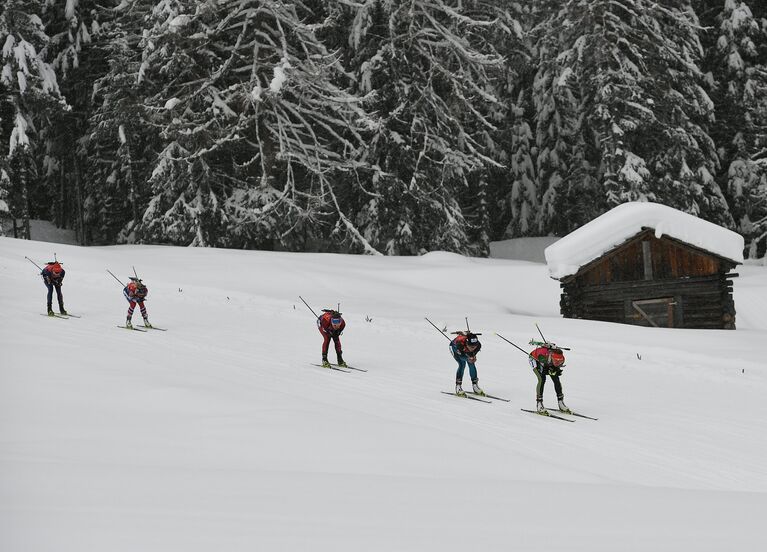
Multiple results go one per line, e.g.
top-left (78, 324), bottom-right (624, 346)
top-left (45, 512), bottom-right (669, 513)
top-left (1, 236), bottom-right (766, 552)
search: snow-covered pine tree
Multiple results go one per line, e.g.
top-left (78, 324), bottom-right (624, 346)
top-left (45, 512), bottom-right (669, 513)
top-left (532, 1), bottom-right (581, 236)
top-left (41, 0), bottom-right (105, 236)
top-left (533, 0), bottom-right (732, 233)
top-left (79, 0), bottom-right (158, 244)
top-left (480, 4), bottom-right (537, 242)
top-left (131, 0), bottom-right (373, 251)
top-left (501, 94), bottom-right (538, 238)
top-left (0, 166), bottom-right (10, 235)
top-left (341, 0), bottom-right (512, 255)
top-left (700, 0), bottom-right (767, 257)
top-left (0, 0), bottom-right (68, 238)
top-left (647, 1), bottom-right (731, 226)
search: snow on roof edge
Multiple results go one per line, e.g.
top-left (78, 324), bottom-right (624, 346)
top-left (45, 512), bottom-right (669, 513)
top-left (544, 202), bottom-right (744, 280)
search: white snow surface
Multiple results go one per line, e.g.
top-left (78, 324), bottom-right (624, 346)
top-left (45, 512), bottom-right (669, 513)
top-left (545, 202), bottom-right (745, 279)
top-left (1, 237), bottom-right (766, 551)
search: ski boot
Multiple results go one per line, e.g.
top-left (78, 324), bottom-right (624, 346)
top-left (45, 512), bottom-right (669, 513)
top-left (336, 353), bottom-right (347, 368)
top-left (536, 399), bottom-right (549, 415)
top-left (59, 305), bottom-right (68, 315)
top-left (455, 383), bottom-right (467, 397)
top-left (472, 381), bottom-right (486, 396)
top-left (47, 308), bottom-right (55, 317)
top-left (557, 398), bottom-right (572, 414)
top-left (143, 317), bottom-right (152, 329)
top-left (321, 356), bottom-right (331, 368)
top-left (125, 319), bottom-right (133, 329)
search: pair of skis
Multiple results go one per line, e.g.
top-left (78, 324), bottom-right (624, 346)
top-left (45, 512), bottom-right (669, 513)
top-left (440, 391), bottom-right (510, 404)
top-left (41, 313), bottom-right (81, 319)
top-left (442, 390), bottom-right (597, 421)
top-left (519, 408), bottom-right (598, 422)
top-left (117, 324), bottom-right (167, 332)
top-left (311, 363), bottom-right (367, 373)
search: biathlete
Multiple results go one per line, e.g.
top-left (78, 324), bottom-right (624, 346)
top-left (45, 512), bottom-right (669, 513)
top-left (318, 309), bottom-right (346, 367)
top-left (529, 342), bottom-right (570, 414)
top-left (42, 261), bottom-right (66, 315)
top-left (450, 332), bottom-right (484, 396)
top-left (124, 276), bottom-right (152, 329)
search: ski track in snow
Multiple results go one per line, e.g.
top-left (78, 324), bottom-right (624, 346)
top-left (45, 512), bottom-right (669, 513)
top-left (1, 237), bottom-right (766, 551)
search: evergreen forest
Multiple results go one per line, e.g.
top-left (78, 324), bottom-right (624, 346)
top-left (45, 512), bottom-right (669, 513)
top-left (1, 0), bottom-right (766, 257)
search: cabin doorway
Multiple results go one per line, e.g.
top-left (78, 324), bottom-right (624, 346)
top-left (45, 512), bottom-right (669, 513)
top-left (630, 297), bottom-right (677, 328)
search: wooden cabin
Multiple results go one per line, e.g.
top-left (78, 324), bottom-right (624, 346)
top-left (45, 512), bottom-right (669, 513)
top-left (545, 203), bottom-right (743, 330)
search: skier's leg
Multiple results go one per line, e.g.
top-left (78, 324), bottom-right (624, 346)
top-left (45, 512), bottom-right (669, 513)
top-left (534, 367), bottom-right (546, 401)
top-left (138, 301), bottom-right (148, 321)
top-left (454, 355), bottom-right (467, 384)
top-left (319, 331), bottom-right (332, 362)
top-left (552, 374), bottom-right (564, 400)
top-left (468, 361), bottom-right (478, 383)
top-left (333, 336), bottom-right (344, 365)
top-left (55, 284), bottom-right (65, 313)
top-left (46, 283), bottom-right (54, 312)
top-left (127, 300), bottom-right (136, 321)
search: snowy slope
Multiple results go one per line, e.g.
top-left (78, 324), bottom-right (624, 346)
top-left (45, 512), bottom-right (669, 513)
top-left (1, 236), bottom-right (766, 552)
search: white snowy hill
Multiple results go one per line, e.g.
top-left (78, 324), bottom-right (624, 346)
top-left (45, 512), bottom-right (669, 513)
top-left (2, 236), bottom-right (766, 552)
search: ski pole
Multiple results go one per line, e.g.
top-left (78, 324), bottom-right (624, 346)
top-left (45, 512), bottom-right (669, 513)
top-left (25, 256), bottom-right (43, 271)
top-left (495, 332), bottom-right (536, 360)
top-left (425, 317), bottom-right (451, 341)
top-left (298, 295), bottom-right (320, 319)
top-left (106, 269), bottom-right (125, 288)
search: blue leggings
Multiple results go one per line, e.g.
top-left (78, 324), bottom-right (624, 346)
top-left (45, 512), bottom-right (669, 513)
top-left (453, 354), bottom-right (477, 384)
top-left (46, 283), bottom-right (64, 308)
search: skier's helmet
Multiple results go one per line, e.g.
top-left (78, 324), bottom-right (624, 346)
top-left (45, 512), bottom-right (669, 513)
top-left (466, 333), bottom-right (480, 348)
top-left (330, 315), bottom-right (343, 326)
top-left (49, 262), bottom-right (62, 277)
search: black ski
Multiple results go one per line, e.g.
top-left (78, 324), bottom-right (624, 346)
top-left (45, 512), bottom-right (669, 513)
top-left (468, 392), bottom-right (509, 402)
top-left (441, 391), bottom-right (491, 403)
top-left (41, 313), bottom-right (68, 319)
top-left (311, 363), bottom-right (351, 373)
top-left (337, 364), bottom-right (366, 372)
top-left (117, 325), bottom-right (147, 332)
top-left (142, 326), bottom-right (167, 331)
top-left (62, 313), bottom-right (81, 318)
top-left (547, 408), bottom-right (598, 420)
top-left (520, 408), bottom-right (575, 422)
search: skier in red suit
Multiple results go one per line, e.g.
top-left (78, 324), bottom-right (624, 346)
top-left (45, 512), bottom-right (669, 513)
top-left (529, 343), bottom-right (569, 414)
top-left (123, 277), bottom-right (151, 329)
top-left (317, 310), bottom-right (346, 368)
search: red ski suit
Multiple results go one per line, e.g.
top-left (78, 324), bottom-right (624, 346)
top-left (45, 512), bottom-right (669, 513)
top-left (123, 281), bottom-right (149, 321)
top-left (317, 312), bottom-right (345, 357)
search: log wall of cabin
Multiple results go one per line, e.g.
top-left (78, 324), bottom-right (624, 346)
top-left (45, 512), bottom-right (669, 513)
top-left (559, 231), bottom-right (737, 329)
top-left (560, 274), bottom-right (736, 329)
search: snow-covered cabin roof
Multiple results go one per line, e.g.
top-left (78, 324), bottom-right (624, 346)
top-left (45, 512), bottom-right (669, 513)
top-left (544, 202), bottom-right (744, 280)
